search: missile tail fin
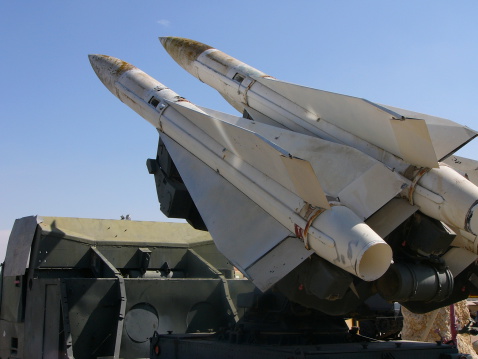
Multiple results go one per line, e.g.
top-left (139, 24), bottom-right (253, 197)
top-left (173, 102), bottom-right (407, 219)
top-left (254, 77), bottom-right (442, 168)
top-left (378, 104), bottom-right (478, 162)
top-left (170, 102), bottom-right (330, 209)
top-left (160, 133), bottom-right (312, 290)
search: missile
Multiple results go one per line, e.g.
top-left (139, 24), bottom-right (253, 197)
top-left (89, 54), bottom-right (394, 289)
top-left (89, 46), bottom-right (478, 315)
top-left (159, 37), bottom-right (478, 240)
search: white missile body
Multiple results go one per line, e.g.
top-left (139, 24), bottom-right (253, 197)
top-left (89, 55), bottom-right (394, 288)
top-left (160, 37), bottom-right (478, 240)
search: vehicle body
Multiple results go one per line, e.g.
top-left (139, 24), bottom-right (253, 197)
top-left (0, 216), bottom-right (253, 358)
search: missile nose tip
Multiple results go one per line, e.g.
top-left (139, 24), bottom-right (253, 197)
top-left (88, 54), bottom-right (103, 72)
top-left (88, 53), bottom-right (107, 66)
top-left (89, 54), bottom-right (136, 95)
top-left (158, 37), bottom-right (168, 46)
top-left (159, 37), bottom-right (213, 76)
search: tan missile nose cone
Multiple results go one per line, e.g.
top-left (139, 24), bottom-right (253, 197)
top-left (89, 54), bottom-right (136, 95)
top-left (159, 37), bottom-right (212, 76)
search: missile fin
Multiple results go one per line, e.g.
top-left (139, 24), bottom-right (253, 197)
top-left (200, 105), bottom-right (294, 131)
top-left (254, 77), bottom-right (440, 168)
top-left (199, 105), bottom-right (295, 136)
top-left (169, 101), bottom-right (330, 209)
top-left (334, 162), bottom-right (407, 219)
top-left (198, 106), bottom-right (249, 123)
top-left (378, 104), bottom-right (478, 161)
top-left (239, 124), bottom-right (407, 219)
top-left (441, 247), bottom-right (477, 276)
top-left (389, 118), bottom-right (438, 169)
top-left (160, 133), bottom-right (312, 290)
top-left (245, 236), bottom-right (315, 291)
top-left (449, 225), bottom-right (478, 254)
top-left (244, 106), bottom-right (293, 128)
top-left (365, 198), bottom-right (419, 238)
top-left (280, 155), bottom-right (330, 209)
top-left (176, 102), bottom-right (406, 219)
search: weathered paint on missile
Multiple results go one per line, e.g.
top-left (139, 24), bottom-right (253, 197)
top-left (160, 37), bottom-right (268, 80)
top-left (160, 37), bottom-right (212, 73)
top-left (159, 37), bottom-right (476, 169)
top-left (159, 37), bottom-right (418, 169)
top-left (89, 55), bottom-right (393, 282)
top-left (159, 37), bottom-right (478, 237)
top-left (412, 165), bottom-right (478, 236)
top-left (89, 55), bottom-right (135, 94)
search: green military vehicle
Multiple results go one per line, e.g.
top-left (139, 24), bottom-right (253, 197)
top-left (0, 215), bottom-right (468, 359)
top-left (0, 216), bottom-right (253, 358)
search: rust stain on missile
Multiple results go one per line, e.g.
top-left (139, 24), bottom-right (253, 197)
top-left (175, 96), bottom-right (191, 104)
top-left (115, 60), bottom-right (135, 75)
top-left (99, 55), bottom-right (136, 76)
top-left (162, 37), bottom-right (212, 66)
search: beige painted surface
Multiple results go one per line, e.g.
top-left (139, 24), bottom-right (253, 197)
top-left (401, 301), bottom-right (477, 358)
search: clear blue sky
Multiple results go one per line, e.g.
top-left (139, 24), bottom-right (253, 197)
top-left (1, 1), bottom-right (477, 260)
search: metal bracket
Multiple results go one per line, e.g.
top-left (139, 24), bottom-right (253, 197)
top-left (60, 280), bottom-right (75, 359)
top-left (89, 247), bottom-right (127, 358)
top-left (408, 167), bottom-right (430, 205)
top-left (188, 249), bottom-right (239, 323)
